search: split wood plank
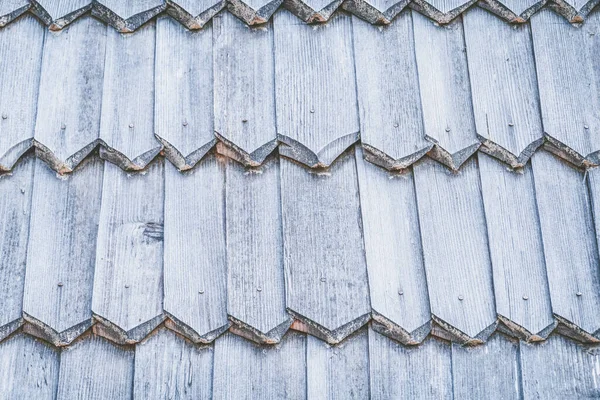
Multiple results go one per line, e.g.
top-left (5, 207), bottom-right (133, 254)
top-left (166, 0), bottom-right (226, 29)
top-left (93, 0), bottom-right (166, 32)
top-left (31, 0), bottom-right (92, 29)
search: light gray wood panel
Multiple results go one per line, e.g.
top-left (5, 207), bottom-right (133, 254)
top-left (93, 0), bottom-right (166, 32)
top-left (307, 329), bottom-right (370, 400)
top-left (0, 334), bottom-right (59, 400)
top-left (274, 11), bottom-right (359, 168)
top-left (478, 154), bottom-right (554, 340)
top-left (93, 160), bottom-right (165, 344)
top-left (0, 16), bottom-right (44, 171)
top-left (212, 332), bottom-right (306, 399)
top-left (532, 151), bottom-right (600, 340)
top-left (520, 335), bottom-right (600, 399)
top-left (155, 15), bottom-right (214, 170)
top-left (281, 150), bottom-right (370, 343)
top-left (355, 149), bottom-right (430, 344)
top-left (413, 157), bottom-right (496, 343)
top-left (213, 12), bottom-right (277, 166)
top-left (99, 22), bottom-right (161, 170)
top-left (412, 12), bottom-right (479, 170)
top-left (133, 328), bottom-right (214, 399)
top-left (352, 13), bottom-right (431, 170)
top-left (34, 17), bottom-right (106, 173)
top-left (56, 335), bottom-right (135, 400)
top-left (23, 158), bottom-right (103, 346)
top-left (452, 334), bottom-right (521, 399)
top-left (369, 328), bottom-right (452, 399)
top-left (166, 0), bottom-right (226, 29)
top-left (164, 157), bottom-right (229, 343)
top-left (0, 155), bottom-right (34, 341)
top-left (463, 8), bottom-right (543, 168)
top-left (226, 157), bottom-right (290, 343)
top-left (31, 0), bottom-right (92, 29)
top-left (0, 0), bottom-right (30, 27)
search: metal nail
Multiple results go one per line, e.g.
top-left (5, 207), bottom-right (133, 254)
top-left (398, 291), bottom-right (404, 296)
top-left (508, 122), bottom-right (514, 127)
top-left (394, 123), bottom-right (399, 128)
top-left (320, 277), bottom-right (326, 282)
top-left (1, 114), bottom-right (6, 120)
top-left (183, 121), bottom-right (188, 127)
top-left (125, 284), bottom-right (130, 289)
top-left (199, 290), bottom-right (204, 294)
top-left (129, 123), bottom-right (134, 128)
top-left (257, 287), bottom-right (262, 292)
top-left (57, 282), bottom-right (63, 287)
top-left (585, 125), bottom-right (590, 130)
top-left (445, 127), bottom-right (451, 132)
top-left (458, 295), bottom-right (464, 301)
top-left (242, 119), bottom-right (248, 123)
top-left (577, 292), bottom-right (583, 296)
top-left (61, 124), bottom-right (66, 130)
top-left (310, 109), bottom-right (315, 113)
top-left (522, 295), bottom-right (529, 300)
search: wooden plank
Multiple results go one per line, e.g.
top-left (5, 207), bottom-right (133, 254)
top-left (410, 0), bottom-right (475, 24)
top-left (166, 0), bottom-right (226, 29)
top-left (34, 17), bottom-right (107, 174)
top-left (0, 0), bottom-right (30, 27)
top-left (412, 12), bottom-right (479, 170)
top-left (133, 328), bottom-right (214, 399)
top-left (227, 0), bottom-right (283, 25)
top-left (92, 160), bottom-right (165, 344)
top-left (478, 153), bottom-right (555, 340)
top-left (352, 13), bottom-right (431, 171)
top-left (532, 151), bottom-right (600, 341)
top-left (22, 157), bottom-right (104, 346)
top-left (30, 0), bottom-right (92, 29)
top-left (273, 11), bottom-right (359, 168)
top-left (0, 334), bottom-right (59, 399)
top-left (93, 0), bottom-right (166, 32)
top-left (547, 0), bottom-right (598, 22)
top-left (0, 15), bottom-right (44, 172)
top-left (463, 8), bottom-right (543, 168)
top-left (280, 150), bottom-right (370, 344)
top-left (213, 12), bottom-right (277, 167)
top-left (413, 157), bottom-right (496, 344)
top-left (355, 148), bottom-right (431, 344)
top-left (225, 157), bottom-right (291, 343)
top-left (155, 15), bottom-right (215, 171)
top-left (99, 22), bottom-right (161, 170)
top-left (212, 331), bottom-right (306, 399)
top-left (56, 335), bottom-right (135, 400)
top-left (164, 157), bottom-right (229, 343)
top-left (477, 0), bottom-right (544, 22)
top-left (342, 0), bottom-right (410, 25)
top-left (282, 0), bottom-right (344, 22)
top-left (306, 329), bottom-right (370, 399)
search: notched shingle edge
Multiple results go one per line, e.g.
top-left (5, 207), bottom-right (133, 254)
top-left (29, 1), bottom-right (93, 30)
top-left (278, 132), bottom-right (359, 168)
top-left (98, 144), bottom-right (163, 171)
top-left (288, 309), bottom-right (371, 344)
top-left (554, 314), bottom-right (600, 343)
top-left (282, 0), bottom-right (345, 23)
top-left (341, 0), bottom-right (411, 24)
top-left (0, 139), bottom-right (34, 173)
top-left (371, 310), bottom-right (432, 345)
top-left (166, 0), bottom-right (227, 29)
top-left (0, 318), bottom-right (23, 342)
top-left (362, 142), bottom-right (433, 171)
top-left (543, 133), bottom-right (600, 169)
top-left (477, 135), bottom-right (544, 169)
top-left (155, 135), bottom-right (216, 171)
top-left (229, 315), bottom-right (293, 344)
top-left (408, 0), bottom-right (477, 24)
top-left (497, 314), bottom-right (557, 343)
top-left (478, 0), bottom-right (546, 23)
top-left (431, 315), bottom-right (497, 346)
top-left (215, 132), bottom-right (278, 168)
top-left (91, 2), bottom-right (167, 33)
top-left (92, 313), bottom-right (166, 345)
top-left (33, 139), bottom-right (100, 175)
top-left (0, 2), bottom-right (30, 27)
top-left (548, 0), bottom-right (600, 23)
top-left (22, 313), bottom-right (93, 347)
top-left (163, 311), bottom-right (230, 343)
top-left (228, 0), bottom-right (283, 25)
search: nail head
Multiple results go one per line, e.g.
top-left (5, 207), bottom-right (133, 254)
top-left (445, 127), bottom-right (451, 132)
top-left (1, 114), bottom-right (6, 120)
top-left (320, 277), bottom-right (326, 282)
top-left (183, 121), bottom-right (188, 127)
top-left (257, 287), bottom-right (262, 292)
top-left (522, 295), bottom-right (529, 300)
top-left (125, 284), bottom-right (130, 288)
top-left (577, 292), bottom-right (583, 296)
top-left (61, 124), bottom-right (66, 130)
top-left (310, 109), bottom-right (315, 113)
top-left (585, 125), bottom-right (590, 130)
top-left (129, 123), bottom-right (134, 128)
top-left (508, 122), bottom-right (514, 127)
top-left (398, 290), bottom-right (404, 295)
top-left (57, 282), bottom-right (63, 287)
top-left (199, 290), bottom-right (204, 294)
top-left (458, 295), bottom-right (464, 301)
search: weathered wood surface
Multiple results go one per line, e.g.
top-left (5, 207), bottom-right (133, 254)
top-left (166, 0), bottom-right (226, 29)
top-left (31, 0), bottom-right (92, 29)
top-left (0, 1), bottom-right (30, 26)
top-left (227, 0), bottom-right (282, 25)
top-left (93, 0), bottom-right (166, 32)
top-left (283, 0), bottom-right (344, 22)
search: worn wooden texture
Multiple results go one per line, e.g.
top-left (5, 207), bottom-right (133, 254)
top-left (342, 0), bottom-right (410, 24)
top-left (355, 149), bottom-right (430, 344)
top-left (214, 13), bottom-right (277, 166)
top-left (0, 0), bottom-right (30, 27)
top-left (352, 13), bottom-right (431, 170)
top-left (0, 155), bottom-right (34, 341)
top-left (281, 150), bottom-right (370, 343)
top-left (0, 16), bottom-right (44, 172)
top-left (56, 335), bottom-right (135, 399)
top-left (93, 160), bottom-right (165, 344)
top-left (34, 17), bottom-right (106, 173)
top-left (164, 157), bottom-right (229, 343)
top-left (212, 332), bottom-right (306, 399)
top-left (547, 0), bottom-right (599, 22)
top-left (478, 0), bottom-right (544, 21)
top-left (227, 0), bottom-right (282, 25)
top-left (532, 152), bottom-right (600, 341)
top-left (23, 158), bottom-right (103, 346)
top-left (31, 0), bottom-right (92, 29)
top-left (520, 335), bottom-right (600, 398)
top-left (463, 8), bottom-right (543, 168)
top-left (478, 154), bottom-right (555, 341)
top-left (307, 329), bottom-right (370, 399)
top-left (412, 13), bottom-right (479, 170)
top-left (283, 0), bottom-right (345, 22)
top-left (93, 0), bottom-right (166, 32)
top-left (413, 157), bottom-right (496, 343)
top-left (99, 22), bottom-right (161, 170)
top-left (226, 157), bottom-right (291, 343)
top-left (274, 11), bottom-right (359, 168)
top-left (452, 334), bottom-right (521, 399)
top-left (0, 334), bottom-right (59, 399)
top-left (133, 328), bottom-right (214, 399)
top-left (166, 0), bottom-right (226, 29)
top-left (155, 16), bottom-right (214, 170)
top-left (369, 328), bottom-right (452, 399)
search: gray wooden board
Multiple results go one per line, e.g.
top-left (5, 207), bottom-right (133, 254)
top-left (478, 153), bottom-right (555, 339)
top-left (0, 334), bottom-right (59, 399)
top-left (355, 148), bottom-right (431, 344)
top-left (163, 156), bottom-right (229, 342)
top-left (32, 0), bottom-right (92, 28)
top-left (423, 0), bottom-right (472, 13)
top-left (225, 157), bottom-right (290, 342)
top-left (0, 16), bottom-right (44, 171)
top-left (56, 335), bottom-right (135, 400)
top-left (413, 157), bottom-right (496, 342)
top-left (23, 157), bottom-right (104, 346)
top-left (306, 328), bottom-right (370, 399)
top-left (0, 155), bottom-right (34, 340)
top-left (520, 335), bottom-right (600, 399)
top-left (155, 15), bottom-right (214, 170)
top-left (93, 160), bottom-right (165, 342)
top-left (34, 17), bottom-right (107, 173)
top-left (227, 0), bottom-right (282, 25)
top-left (212, 331), bottom-right (306, 399)
top-left (95, 0), bottom-right (165, 20)
top-left (368, 327), bottom-right (452, 399)
top-left (352, 12), bottom-right (431, 170)
top-left (280, 150), bottom-right (370, 342)
top-left (213, 12), bottom-right (277, 166)
top-left (168, 0), bottom-right (225, 20)
top-left (133, 328), bottom-right (214, 399)
top-left (0, 0), bottom-right (30, 25)
top-left (531, 151), bottom-right (600, 337)
top-left (273, 11), bottom-right (359, 167)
